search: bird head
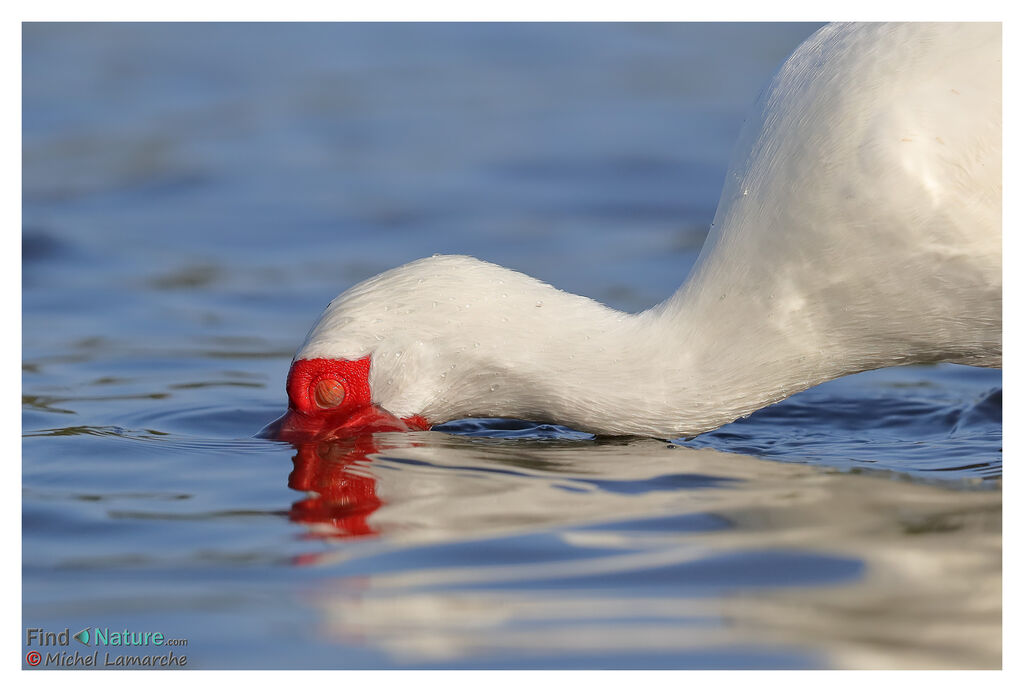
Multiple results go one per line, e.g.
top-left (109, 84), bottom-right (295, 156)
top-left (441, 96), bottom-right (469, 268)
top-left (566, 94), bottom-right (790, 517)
top-left (260, 255), bottom-right (558, 441)
top-left (259, 254), bottom-right (635, 442)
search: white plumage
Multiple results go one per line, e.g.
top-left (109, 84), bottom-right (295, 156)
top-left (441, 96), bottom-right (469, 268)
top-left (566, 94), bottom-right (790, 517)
top-left (295, 22), bottom-right (1001, 438)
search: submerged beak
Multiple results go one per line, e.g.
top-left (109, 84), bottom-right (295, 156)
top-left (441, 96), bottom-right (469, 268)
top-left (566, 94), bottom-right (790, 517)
top-left (257, 404), bottom-right (428, 442)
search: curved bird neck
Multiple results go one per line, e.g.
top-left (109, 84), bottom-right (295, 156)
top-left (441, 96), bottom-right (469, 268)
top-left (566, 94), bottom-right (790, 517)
top-left (390, 264), bottom-right (848, 438)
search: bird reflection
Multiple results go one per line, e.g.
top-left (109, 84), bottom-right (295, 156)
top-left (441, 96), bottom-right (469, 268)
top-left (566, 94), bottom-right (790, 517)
top-left (286, 434), bottom-right (389, 540)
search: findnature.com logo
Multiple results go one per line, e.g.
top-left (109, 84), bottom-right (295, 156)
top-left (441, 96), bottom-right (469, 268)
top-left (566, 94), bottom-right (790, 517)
top-left (25, 627), bottom-right (189, 668)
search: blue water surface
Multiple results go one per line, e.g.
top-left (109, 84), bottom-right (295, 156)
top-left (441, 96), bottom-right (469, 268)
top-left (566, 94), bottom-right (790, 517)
top-left (22, 23), bottom-right (1000, 669)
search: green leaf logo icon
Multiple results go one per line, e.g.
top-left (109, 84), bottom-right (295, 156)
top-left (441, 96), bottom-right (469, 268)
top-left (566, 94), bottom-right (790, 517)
top-left (73, 628), bottom-right (91, 646)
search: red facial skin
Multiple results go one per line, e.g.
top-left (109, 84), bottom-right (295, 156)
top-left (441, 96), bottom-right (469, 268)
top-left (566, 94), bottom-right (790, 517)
top-left (260, 357), bottom-right (430, 443)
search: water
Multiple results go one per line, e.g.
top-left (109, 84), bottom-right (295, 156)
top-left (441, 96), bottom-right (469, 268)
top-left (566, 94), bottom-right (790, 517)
top-left (22, 23), bottom-right (1001, 669)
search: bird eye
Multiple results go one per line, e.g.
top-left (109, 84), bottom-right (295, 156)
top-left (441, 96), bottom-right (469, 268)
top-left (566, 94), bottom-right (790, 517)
top-left (313, 378), bottom-right (346, 409)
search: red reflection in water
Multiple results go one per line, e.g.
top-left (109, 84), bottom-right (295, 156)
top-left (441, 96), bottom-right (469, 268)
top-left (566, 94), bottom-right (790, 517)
top-left (287, 435), bottom-right (387, 541)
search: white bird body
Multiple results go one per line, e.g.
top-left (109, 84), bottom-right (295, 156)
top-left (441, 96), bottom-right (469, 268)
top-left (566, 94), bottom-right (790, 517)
top-left (290, 22), bottom-right (1001, 439)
